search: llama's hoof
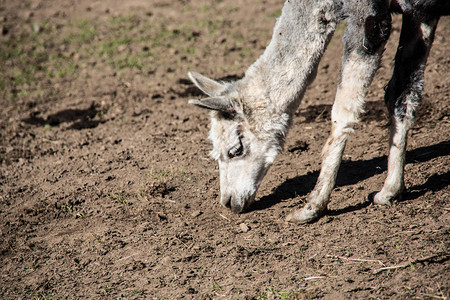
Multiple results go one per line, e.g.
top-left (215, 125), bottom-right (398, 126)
top-left (372, 191), bottom-right (398, 205)
top-left (286, 205), bottom-right (321, 224)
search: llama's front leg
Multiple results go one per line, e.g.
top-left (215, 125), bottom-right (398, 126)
top-left (287, 52), bottom-right (381, 223)
top-left (287, 9), bottom-right (391, 223)
top-left (374, 16), bottom-right (438, 205)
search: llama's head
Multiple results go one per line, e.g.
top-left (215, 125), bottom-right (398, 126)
top-left (188, 72), bottom-right (288, 213)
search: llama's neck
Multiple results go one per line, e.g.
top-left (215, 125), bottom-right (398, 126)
top-left (242, 0), bottom-right (340, 116)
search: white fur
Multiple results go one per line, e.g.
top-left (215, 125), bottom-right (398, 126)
top-left (374, 118), bottom-right (408, 205)
top-left (189, 0), bottom-right (441, 220)
top-left (189, 0), bottom-right (340, 213)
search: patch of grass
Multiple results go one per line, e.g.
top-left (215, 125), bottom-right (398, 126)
top-left (109, 14), bottom-right (141, 30)
top-left (110, 192), bottom-right (128, 205)
top-left (96, 285), bottom-right (112, 295)
top-left (0, 18), bottom-right (78, 100)
top-left (33, 295), bottom-right (53, 300)
top-left (46, 56), bottom-right (77, 79)
top-left (255, 287), bottom-right (321, 300)
top-left (138, 168), bottom-right (191, 199)
top-left (112, 55), bottom-right (143, 70)
top-left (269, 9), bottom-right (282, 18)
top-left (128, 290), bottom-right (147, 296)
top-left (137, 188), bottom-right (147, 201)
top-left (200, 5), bottom-right (211, 13)
top-left (336, 21), bottom-right (347, 33)
top-left (211, 280), bottom-right (223, 292)
top-left (254, 291), bottom-right (268, 300)
top-left (64, 19), bottom-right (96, 44)
top-left (60, 201), bottom-right (72, 213)
top-left (229, 5), bottom-right (239, 13)
top-left (0, 10), bottom-right (233, 102)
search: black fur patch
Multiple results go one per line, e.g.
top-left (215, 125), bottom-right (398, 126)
top-left (363, 15), bottom-right (391, 54)
top-left (384, 15), bottom-right (437, 120)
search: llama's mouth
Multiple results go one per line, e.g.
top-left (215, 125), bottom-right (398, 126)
top-left (230, 199), bottom-right (245, 214)
top-left (220, 193), bottom-right (256, 213)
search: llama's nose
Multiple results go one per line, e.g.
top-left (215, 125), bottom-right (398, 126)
top-left (230, 199), bottom-right (245, 214)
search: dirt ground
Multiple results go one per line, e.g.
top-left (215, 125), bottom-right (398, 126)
top-left (1, 0), bottom-right (449, 299)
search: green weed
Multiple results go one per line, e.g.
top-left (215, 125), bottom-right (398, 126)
top-left (65, 19), bottom-right (96, 44)
top-left (211, 280), bottom-right (223, 292)
top-left (60, 202), bottom-right (72, 213)
top-left (33, 295), bottom-right (53, 300)
top-left (110, 192), bottom-right (128, 205)
top-left (269, 9), bottom-right (282, 18)
top-left (96, 285), bottom-right (112, 295)
top-left (129, 289), bottom-right (146, 296)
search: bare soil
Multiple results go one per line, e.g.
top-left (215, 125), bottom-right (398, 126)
top-left (1, 0), bottom-right (449, 299)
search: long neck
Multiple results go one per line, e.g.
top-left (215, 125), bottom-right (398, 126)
top-left (242, 0), bottom-right (340, 116)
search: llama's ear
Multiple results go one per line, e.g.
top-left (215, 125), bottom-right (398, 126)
top-left (188, 72), bottom-right (226, 97)
top-left (188, 97), bottom-right (236, 115)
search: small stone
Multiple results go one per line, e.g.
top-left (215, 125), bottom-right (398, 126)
top-left (160, 256), bottom-right (171, 264)
top-left (32, 23), bottom-right (40, 33)
top-left (157, 213), bottom-right (167, 221)
top-left (239, 223), bottom-right (250, 233)
top-left (191, 210), bottom-right (202, 218)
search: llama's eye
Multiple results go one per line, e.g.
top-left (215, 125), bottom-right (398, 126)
top-left (228, 143), bottom-right (243, 159)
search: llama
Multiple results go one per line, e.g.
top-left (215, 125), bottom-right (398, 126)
top-left (188, 0), bottom-right (449, 223)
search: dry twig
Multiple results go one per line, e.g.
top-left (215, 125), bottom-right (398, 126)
top-left (327, 255), bottom-right (384, 265)
top-left (373, 252), bottom-right (450, 274)
top-left (218, 213), bottom-right (231, 222)
top-left (304, 276), bottom-right (326, 280)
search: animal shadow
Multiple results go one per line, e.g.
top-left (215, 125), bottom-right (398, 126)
top-left (23, 103), bottom-right (105, 130)
top-left (249, 140), bottom-right (450, 214)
